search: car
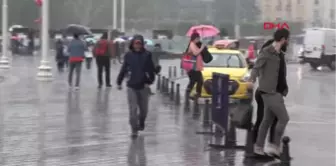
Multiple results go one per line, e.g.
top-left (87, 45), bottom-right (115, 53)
top-left (190, 44), bottom-right (253, 100)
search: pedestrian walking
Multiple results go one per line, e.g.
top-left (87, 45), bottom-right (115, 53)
top-left (252, 39), bottom-right (288, 145)
top-left (184, 32), bottom-right (205, 100)
top-left (55, 39), bottom-right (66, 72)
top-left (148, 43), bottom-right (163, 95)
top-left (67, 33), bottom-right (86, 90)
top-left (248, 28), bottom-right (290, 158)
top-left (116, 34), bottom-right (156, 138)
top-left (93, 32), bottom-right (112, 88)
top-left (85, 45), bottom-right (93, 70)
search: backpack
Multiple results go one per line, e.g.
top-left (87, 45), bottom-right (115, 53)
top-left (95, 40), bottom-right (108, 56)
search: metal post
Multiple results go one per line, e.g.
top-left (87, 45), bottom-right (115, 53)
top-left (37, 0), bottom-right (52, 80)
top-left (0, 0), bottom-right (10, 69)
top-left (120, 0), bottom-right (125, 32)
top-left (113, 0), bottom-right (118, 30)
top-left (234, 0), bottom-right (241, 39)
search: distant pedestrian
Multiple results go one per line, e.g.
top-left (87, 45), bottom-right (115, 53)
top-left (184, 32), bottom-right (205, 100)
top-left (85, 45), bottom-right (93, 70)
top-left (116, 34), bottom-right (156, 138)
top-left (248, 28), bottom-right (290, 158)
top-left (55, 39), bottom-right (66, 72)
top-left (67, 33), bottom-right (86, 90)
top-left (93, 32), bottom-right (112, 88)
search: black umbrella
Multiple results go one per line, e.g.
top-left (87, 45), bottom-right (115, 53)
top-left (65, 24), bottom-right (92, 35)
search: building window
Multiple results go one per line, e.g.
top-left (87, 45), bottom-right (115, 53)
top-left (314, 0), bottom-right (319, 5)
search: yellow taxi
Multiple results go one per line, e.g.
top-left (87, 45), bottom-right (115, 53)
top-left (190, 43), bottom-right (252, 100)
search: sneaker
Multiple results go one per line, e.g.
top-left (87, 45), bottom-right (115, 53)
top-left (106, 84), bottom-right (112, 88)
top-left (139, 121), bottom-right (145, 131)
top-left (266, 143), bottom-right (281, 158)
top-left (131, 130), bottom-right (138, 138)
top-left (74, 86), bottom-right (80, 91)
top-left (254, 145), bottom-right (265, 155)
top-left (98, 85), bottom-right (102, 89)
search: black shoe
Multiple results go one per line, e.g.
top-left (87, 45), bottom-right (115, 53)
top-left (98, 85), bottom-right (102, 89)
top-left (189, 93), bottom-right (200, 101)
top-left (106, 84), bottom-right (112, 88)
top-left (139, 121), bottom-right (145, 131)
top-left (252, 153), bottom-right (275, 160)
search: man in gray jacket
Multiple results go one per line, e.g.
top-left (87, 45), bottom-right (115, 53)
top-left (248, 28), bottom-right (290, 157)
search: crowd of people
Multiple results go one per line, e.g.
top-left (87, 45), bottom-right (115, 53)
top-left (183, 29), bottom-right (291, 159)
top-left (54, 32), bottom-right (162, 137)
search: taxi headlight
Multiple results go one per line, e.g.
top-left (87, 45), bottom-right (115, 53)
top-left (240, 72), bottom-right (250, 82)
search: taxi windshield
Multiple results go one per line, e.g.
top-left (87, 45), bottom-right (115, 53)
top-left (204, 53), bottom-right (246, 68)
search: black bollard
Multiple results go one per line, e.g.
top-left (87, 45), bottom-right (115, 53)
top-left (164, 77), bottom-right (169, 94)
top-left (173, 66), bottom-right (177, 78)
top-left (184, 91), bottom-right (190, 110)
top-left (161, 76), bottom-right (165, 93)
top-left (170, 81), bottom-right (175, 101)
top-left (168, 66), bottom-right (172, 79)
top-left (180, 68), bottom-right (184, 76)
top-left (203, 99), bottom-right (210, 127)
top-left (280, 136), bottom-right (292, 164)
top-left (175, 83), bottom-right (181, 105)
top-left (193, 98), bottom-right (200, 114)
top-left (224, 121), bottom-right (237, 147)
top-left (156, 74), bottom-right (161, 91)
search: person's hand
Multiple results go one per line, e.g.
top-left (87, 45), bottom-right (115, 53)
top-left (117, 85), bottom-right (122, 90)
top-left (246, 81), bottom-right (254, 89)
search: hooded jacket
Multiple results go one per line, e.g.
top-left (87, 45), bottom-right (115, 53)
top-left (116, 35), bottom-right (156, 89)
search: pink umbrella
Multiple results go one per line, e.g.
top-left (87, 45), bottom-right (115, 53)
top-left (186, 25), bottom-right (220, 38)
top-left (35, 0), bottom-right (42, 6)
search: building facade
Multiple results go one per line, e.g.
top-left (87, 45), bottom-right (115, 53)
top-left (257, 0), bottom-right (335, 28)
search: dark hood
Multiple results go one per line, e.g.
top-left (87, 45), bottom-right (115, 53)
top-left (129, 34), bottom-right (145, 51)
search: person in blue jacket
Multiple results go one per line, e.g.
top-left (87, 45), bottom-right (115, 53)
top-left (117, 34), bottom-right (156, 138)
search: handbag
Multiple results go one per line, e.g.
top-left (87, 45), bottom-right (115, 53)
top-left (181, 43), bottom-right (196, 71)
top-left (201, 46), bottom-right (213, 63)
top-left (229, 103), bottom-right (253, 129)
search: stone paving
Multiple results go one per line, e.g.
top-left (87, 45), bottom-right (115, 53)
top-left (0, 56), bottom-right (335, 166)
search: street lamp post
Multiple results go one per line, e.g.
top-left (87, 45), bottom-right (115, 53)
top-left (0, 0), bottom-right (10, 69)
top-left (113, 0), bottom-right (118, 30)
top-left (37, 0), bottom-right (52, 80)
top-left (121, 0), bottom-right (125, 32)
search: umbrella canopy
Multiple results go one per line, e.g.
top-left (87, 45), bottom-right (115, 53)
top-left (9, 25), bottom-right (24, 32)
top-left (186, 25), bottom-right (220, 38)
top-left (114, 38), bottom-right (126, 43)
top-left (65, 24), bottom-right (92, 35)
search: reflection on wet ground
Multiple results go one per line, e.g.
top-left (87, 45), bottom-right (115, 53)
top-left (0, 57), bottom-right (334, 166)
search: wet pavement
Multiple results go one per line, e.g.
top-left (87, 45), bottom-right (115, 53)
top-left (0, 56), bottom-right (335, 166)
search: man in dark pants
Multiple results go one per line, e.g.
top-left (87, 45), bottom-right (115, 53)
top-left (116, 34), bottom-right (156, 138)
top-left (93, 32), bottom-right (111, 88)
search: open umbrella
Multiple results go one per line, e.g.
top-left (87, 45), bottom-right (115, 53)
top-left (9, 25), bottom-right (24, 32)
top-left (114, 38), bottom-right (126, 43)
top-left (186, 25), bottom-right (220, 38)
top-left (65, 24), bottom-right (92, 35)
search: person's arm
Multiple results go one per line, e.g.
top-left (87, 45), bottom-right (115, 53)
top-left (117, 53), bottom-right (128, 85)
top-left (249, 51), bottom-right (268, 83)
top-left (146, 52), bottom-right (156, 84)
top-left (189, 43), bottom-right (204, 56)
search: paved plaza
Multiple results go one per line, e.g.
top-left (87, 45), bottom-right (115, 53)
top-left (0, 56), bottom-right (334, 166)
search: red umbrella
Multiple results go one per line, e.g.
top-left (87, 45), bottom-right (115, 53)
top-left (186, 25), bottom-right (220, 38)
top-left (35, 0), bottom-right (42, 6)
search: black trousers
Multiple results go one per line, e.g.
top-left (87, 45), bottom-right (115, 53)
top-left (186, 70), bottom-right (203, 94)
top-left (252, 89), bottom-right (278, 143)
top-left (96, 56), bottom-right (111, 86)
